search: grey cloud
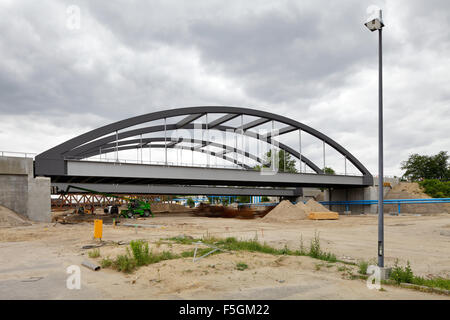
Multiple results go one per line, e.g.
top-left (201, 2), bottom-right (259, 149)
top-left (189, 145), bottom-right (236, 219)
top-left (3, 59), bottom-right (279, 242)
top-left (0, 0), bottom-right (449, 176)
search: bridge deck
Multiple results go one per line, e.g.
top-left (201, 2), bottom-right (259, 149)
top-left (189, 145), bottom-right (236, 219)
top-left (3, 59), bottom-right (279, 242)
top-left (48, 160), bottom-right (371, 189)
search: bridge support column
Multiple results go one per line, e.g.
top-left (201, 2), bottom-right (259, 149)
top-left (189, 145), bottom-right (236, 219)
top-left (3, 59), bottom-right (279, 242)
top-left (0, 156), bottom-right (51, 222)
top-left (325, 187), bottom-right (374, 214)
top-left (325, 178), bottom-right (399, 214)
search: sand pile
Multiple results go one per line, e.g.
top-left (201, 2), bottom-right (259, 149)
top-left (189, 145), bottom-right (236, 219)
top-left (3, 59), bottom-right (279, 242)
top-left (150, 202), bottom-right (192, 213)
top-left (0, 205), bottom-right (31, 227)
top-left (305, 199), bottom-right (330, 212)
top-left (262, 200), bottom-right (309, 223)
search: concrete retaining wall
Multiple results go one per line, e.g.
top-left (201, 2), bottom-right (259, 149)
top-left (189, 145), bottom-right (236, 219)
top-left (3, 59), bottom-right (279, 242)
top-left (0, 156), bottom-right (51, 222)
top-left (0, 174), bottom-right (29, 216)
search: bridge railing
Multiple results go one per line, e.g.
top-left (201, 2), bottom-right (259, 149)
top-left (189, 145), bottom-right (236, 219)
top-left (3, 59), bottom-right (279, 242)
top-left (0, 151), bottom-right (37, 159)
top-left (63, 157), bottom-right (365, 176)
top-left (64, 157), bottom-right (242, 170)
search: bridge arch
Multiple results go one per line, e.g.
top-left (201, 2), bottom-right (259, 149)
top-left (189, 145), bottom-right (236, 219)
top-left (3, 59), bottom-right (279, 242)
top-left (35, 106), bottom-right (372, 183)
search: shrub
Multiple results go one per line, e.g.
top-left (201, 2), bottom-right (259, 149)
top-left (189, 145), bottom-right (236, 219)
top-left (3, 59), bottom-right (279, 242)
top-left (389, 260), bottom-right (450, 290)
top-left (308, 232), bottom-right (337, 262)
top-left (88, 248), bottom-right (100, 258)
top-left (101, 257), bottom-right (113, 268)
top-left (358, 260), bottom-right (369, 275)
top-left (418, 179), bottom-right (450, 198)
top-left (309, 233), bottom-right (321, 258)
top-left (390, 260), bottom-right (415, 284)
top-left (114, 254), bottom-right (136, 273)
top-left (129, 240), bottom-right (150, 266)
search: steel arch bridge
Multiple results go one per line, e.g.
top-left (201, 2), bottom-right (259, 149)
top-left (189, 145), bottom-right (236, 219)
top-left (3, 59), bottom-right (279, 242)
top-left (35, 106), bottom-right (373, 196)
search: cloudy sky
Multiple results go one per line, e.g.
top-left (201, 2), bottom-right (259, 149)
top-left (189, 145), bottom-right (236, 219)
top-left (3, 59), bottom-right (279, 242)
top-left (0, 0), bottom-right (449, 176)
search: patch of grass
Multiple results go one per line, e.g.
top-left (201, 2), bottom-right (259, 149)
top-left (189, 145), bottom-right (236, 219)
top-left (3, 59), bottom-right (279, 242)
top-left (413, 277), bottom-right (450, 290)
top-left (216, 237), bottom-right (282, 254)
top-left (88, 248), bottom-right (100, 258)
top-left (315, 263), bottom-right (323, 271)
top-left (100, 257), bottom-right (113, 268)
top-left (168, 236), bottom-right (196, 245)
top-left (129, 240), bottom-right (150, 266)
top-left (309, 233), bottom-right (321, 258)
top-left (337, 266), bottom-right (347, 272)
top-left (298, 234), bottom-right (307, 255)
top-left (236, 262), bottom-right (248, 271)
top-left (113, 254), bottom-right (136, 273)
top-left (306, 232), bottom-right (337, 262)
top-left (167, 233), bottom-right (339, 264)
top-left (358, 260), bottom-right (369, 275)
top-left (390, 260), bottom-right (450, 291)
top-left (101, 240), bottom-right (182, 273)
top-left (128, 240), bottom-right (180, 266)
top-left (390, 260), bottom-right (414, 284)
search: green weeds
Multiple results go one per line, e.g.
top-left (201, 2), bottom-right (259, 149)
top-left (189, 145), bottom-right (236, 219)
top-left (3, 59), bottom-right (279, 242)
top-left (88, 248), bottom-right (100, 258)
top-left (358, 260), bottom-right (369, 275)
top-left (102, 240), bottom-right (180, 273)
top-left (390, 260), bottom-right (450, 291)
top-left (236, 262), bottom-right (248, 271)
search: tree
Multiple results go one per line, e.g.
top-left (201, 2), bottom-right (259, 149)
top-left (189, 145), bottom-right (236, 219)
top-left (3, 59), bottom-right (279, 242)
top-left (323, 167), bottom-right (335, 174)
top-left (186, 197), bottom-right (195, 208)
top-left (237, 195), bottom-right (250, 203)
top-left (401, 151), bottom-right (449, 181)
top-left (254, 149), bottom-right (298, 173)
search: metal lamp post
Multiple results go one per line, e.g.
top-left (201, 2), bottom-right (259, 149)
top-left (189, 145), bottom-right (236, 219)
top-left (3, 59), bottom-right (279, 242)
top-left (364, 10), bottom-right (385, 268)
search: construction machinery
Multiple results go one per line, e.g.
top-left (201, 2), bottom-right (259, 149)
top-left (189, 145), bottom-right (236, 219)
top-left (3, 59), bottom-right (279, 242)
top-left (120, 198), bottom-right (153, 218)
top-left (63, 185), bottom-right (153, 218)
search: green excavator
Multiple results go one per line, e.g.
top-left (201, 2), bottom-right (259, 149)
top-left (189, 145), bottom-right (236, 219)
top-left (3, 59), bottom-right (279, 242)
top-left (63, 185), bottom-right (153, 218)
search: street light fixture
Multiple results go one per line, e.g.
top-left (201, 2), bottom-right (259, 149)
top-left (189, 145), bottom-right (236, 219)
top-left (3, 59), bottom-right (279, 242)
top-left (364, 9), bottom-right (386, 269)
top-left (365, 15), bottom-right (384, 32)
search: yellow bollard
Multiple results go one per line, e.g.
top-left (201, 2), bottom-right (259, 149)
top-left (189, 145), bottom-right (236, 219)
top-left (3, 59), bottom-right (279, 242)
top-left (94, 219), bottom-right (103, 240)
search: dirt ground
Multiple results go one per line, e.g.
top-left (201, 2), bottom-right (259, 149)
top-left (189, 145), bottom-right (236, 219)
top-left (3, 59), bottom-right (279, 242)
top-left (0, 212), bottom-right (449, 300)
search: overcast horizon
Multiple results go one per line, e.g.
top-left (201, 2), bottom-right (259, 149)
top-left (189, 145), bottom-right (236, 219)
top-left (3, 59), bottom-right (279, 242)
top-left (0, 0), bottom-right (449, 176)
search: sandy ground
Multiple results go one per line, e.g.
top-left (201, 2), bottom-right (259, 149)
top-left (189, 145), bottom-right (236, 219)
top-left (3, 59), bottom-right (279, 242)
top-left (0, 213), bottom-right (449, 300)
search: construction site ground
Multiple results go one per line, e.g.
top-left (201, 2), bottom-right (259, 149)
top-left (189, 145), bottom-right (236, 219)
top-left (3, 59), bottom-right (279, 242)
top-left (1, 212), bottom-right (449, 300)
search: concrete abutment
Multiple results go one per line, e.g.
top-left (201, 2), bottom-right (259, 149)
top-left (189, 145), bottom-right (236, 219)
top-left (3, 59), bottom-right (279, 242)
top-left (0, 156), bottom-right (51, 222)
